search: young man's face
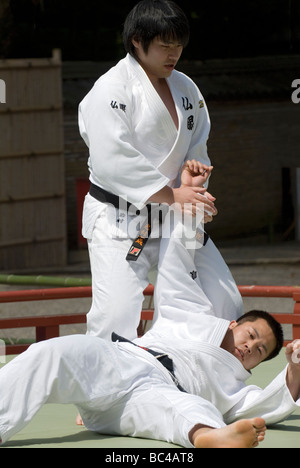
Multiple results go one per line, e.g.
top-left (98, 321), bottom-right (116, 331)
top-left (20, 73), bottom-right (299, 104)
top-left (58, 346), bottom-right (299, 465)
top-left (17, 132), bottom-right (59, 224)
top-left (222, 318), bottom-right (277, 371)
top-left (132, 36), bottom-right (183, 82)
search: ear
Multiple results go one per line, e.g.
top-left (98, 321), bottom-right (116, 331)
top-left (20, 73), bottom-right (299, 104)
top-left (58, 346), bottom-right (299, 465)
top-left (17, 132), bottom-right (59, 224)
top-left (131, 37), bottom-right (140, 49)
top-left (228, 320), bottom-right (238, 330)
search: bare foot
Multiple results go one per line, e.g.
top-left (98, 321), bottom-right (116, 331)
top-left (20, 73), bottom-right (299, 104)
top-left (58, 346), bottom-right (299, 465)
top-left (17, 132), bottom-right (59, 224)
top-left (191, 418), bottom-right (266, 448)
top-left (76, 413), bottom-right (84, 426)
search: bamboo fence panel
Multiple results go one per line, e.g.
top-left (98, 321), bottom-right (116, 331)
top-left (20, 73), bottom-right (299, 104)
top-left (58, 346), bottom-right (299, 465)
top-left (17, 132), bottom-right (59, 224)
top-left (0, 50), bottom-right (67, 270)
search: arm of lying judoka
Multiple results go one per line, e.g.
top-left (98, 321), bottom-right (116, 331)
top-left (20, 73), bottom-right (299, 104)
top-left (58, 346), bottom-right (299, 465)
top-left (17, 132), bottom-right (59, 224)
top-left (224, 366), bottom-right (300, 426)
top-left (150, 228), bottom-right (221, 339)
top-left (79, 81), bottom-right (170, 210)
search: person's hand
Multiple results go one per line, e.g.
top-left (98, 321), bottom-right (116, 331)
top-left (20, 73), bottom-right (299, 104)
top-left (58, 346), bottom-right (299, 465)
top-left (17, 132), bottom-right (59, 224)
top-left (286, 340), bottom-right (300, 401)
top-left (286, 340), bottom-right (300, 367)
top-left (173, 186), bottom-right (218, 220)
top-left (203, 191), bottom-right (217, 223)
top-left (181, 160), bottom-right (214, 188)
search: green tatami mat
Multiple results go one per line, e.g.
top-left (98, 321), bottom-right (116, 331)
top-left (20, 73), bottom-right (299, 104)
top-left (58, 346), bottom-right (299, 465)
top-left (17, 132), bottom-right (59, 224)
top-left (1, 350), bottom-right (299, 448)
top-left (2, 405), bottom-right (179, 448)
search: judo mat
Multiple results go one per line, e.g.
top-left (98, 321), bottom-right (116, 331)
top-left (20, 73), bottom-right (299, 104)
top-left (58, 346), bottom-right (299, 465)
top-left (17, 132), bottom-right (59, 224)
top-left (1, 349), bottom-right (299, 449)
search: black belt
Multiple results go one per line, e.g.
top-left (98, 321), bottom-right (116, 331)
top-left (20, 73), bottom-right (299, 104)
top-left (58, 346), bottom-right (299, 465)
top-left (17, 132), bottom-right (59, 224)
top-left (112, 332), bottom-right (186, 393)
top-left (89, 183), bottom-right (157, 262)
top-left (89, 183), bottom-right (209, 262)
top-left (89, 183), bottom-right (135, 212)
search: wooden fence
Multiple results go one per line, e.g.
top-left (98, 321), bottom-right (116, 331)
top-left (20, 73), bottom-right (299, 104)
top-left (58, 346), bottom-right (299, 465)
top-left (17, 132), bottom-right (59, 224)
top-left (0, 285), bottom-right (299, 354)
top-left (0, 49), bottom-right (67, 269)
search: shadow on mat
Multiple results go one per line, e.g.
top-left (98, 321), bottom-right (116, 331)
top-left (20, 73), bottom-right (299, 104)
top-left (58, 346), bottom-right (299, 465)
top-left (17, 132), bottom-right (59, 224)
top-left (3, 431), bottom-right (114, 447)
top-left (268, 414), bottom-right (300, 433)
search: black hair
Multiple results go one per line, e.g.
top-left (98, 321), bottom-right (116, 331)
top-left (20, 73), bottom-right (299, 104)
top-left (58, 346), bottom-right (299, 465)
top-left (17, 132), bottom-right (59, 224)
top-left (123, 0), bottom-right (190, 57)
top-left (236, 310), bottom-right (284, 362)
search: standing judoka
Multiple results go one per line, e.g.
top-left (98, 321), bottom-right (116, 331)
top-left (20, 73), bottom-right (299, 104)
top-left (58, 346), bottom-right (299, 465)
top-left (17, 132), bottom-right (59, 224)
top-left (79, 0), bottom-right (243, 340)
top-left (0, 218), bottom-right (299, 447)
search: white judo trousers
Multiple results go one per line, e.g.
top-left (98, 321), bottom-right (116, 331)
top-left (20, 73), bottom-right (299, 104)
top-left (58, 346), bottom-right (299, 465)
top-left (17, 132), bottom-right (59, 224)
top-left (0, 335), bottom-right (225, 447)
top-left (84, 194), bottom-right (244, 339)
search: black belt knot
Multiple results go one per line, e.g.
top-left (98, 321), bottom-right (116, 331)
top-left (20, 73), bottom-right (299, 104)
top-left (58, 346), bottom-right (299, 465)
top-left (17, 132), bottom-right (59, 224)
top-left (89, 183), bottom-right (161, 262)
top-left (112, 332), bottom-right (186, 393)
top-left (89, 183), bottom-right (209, 262)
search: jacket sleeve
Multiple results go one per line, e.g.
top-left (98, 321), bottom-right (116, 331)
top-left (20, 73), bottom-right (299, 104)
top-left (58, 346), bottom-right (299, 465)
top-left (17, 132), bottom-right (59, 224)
top-left (224, 366), bottom-right (300, 426)
top-left (79, 79), bottom-right (170, 210)
top-left (184, 88), bottom-right (212, 190)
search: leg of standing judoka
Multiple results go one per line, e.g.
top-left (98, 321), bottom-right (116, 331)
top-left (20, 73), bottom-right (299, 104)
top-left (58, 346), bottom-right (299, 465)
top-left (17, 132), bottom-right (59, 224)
top-left (86, 208), bottom-right (160, 340)
top-left (194, 238), bottom-right (244, 321)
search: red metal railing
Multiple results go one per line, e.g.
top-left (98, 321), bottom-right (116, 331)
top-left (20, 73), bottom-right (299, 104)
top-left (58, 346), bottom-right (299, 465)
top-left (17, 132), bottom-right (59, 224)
top-left (0, 285), bottom-right (299, 354)
top-left (238, 285), bottom-right (300, 298)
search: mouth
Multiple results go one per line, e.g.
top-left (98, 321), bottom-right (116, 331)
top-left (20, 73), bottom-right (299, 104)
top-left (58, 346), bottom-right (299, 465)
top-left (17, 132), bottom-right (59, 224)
top-left (235, 348), bottom-right (244, 362)
top-left (164, 64), bottom-right (175, 71)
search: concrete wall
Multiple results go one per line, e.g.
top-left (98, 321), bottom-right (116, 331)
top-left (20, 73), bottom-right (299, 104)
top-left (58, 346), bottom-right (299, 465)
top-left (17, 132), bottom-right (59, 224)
top-left (62, 56), bottom-right (300, 248)
top-left (207, 99), bottom-right (299, 242)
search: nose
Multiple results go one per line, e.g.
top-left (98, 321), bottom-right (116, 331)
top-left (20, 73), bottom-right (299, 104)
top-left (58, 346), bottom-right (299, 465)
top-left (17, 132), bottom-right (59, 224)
top-left (169, 47), bottom-right (182, 60)
top-left (245, 344), bottom-right (251, 354)
top-left (168, 53), bottom-right (177, 62)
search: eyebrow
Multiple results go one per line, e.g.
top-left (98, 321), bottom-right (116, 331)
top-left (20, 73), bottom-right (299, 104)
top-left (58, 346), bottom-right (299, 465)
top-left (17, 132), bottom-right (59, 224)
top-left (158, 38), bottom-right (182, 45)
top-left (253, 328), bottom-right (268, 355)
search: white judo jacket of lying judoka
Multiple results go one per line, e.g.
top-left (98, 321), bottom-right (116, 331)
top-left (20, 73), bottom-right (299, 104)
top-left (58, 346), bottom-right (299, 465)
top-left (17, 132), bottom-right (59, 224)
top-left (134, 321), bottom-right (298, 427)
top-left (133, 228), bottom-right (300, 427)
top-left (79, 53), bottom-right (211, 214)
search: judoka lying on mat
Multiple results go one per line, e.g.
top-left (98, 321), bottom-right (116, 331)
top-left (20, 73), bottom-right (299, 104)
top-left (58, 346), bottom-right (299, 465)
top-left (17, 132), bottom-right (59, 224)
top-left (0, 214), bottom-right (299, 448)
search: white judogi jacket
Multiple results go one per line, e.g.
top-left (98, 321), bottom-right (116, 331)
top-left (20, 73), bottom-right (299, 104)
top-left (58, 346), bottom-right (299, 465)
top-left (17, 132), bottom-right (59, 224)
top-left (136, 318), bottom-right (299, 427)
top-left (78, 55), bottom-right (237, 343)
top-left (79, 53), bottom-right (211, 211)
top-left (134, 226), bottom-right (300, 427)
